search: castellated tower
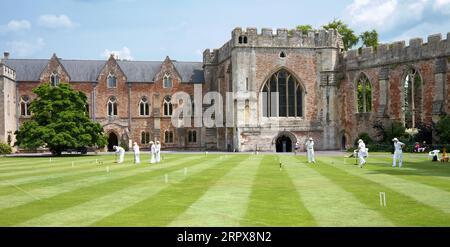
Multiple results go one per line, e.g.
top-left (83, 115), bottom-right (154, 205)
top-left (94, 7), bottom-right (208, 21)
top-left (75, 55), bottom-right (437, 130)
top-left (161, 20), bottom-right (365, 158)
top-left (203, 27), bottom-right (344, 151)
top-left (0, 52), bottom-right (17, 147)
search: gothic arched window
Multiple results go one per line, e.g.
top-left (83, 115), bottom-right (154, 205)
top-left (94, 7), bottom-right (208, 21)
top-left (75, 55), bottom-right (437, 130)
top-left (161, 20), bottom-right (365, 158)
top-left (163, 96), bottom-right (173, 116)
top-left (163, 74), bottom-right (172, 88)
top-left (356, 73), bottom-right (372, 113)
top-left (139, 97), bottom-right (149, 116)
top-left (188, 130), bottom-right (197, 143)
top-left (107, 73), bottom-right (117, 88)
top-left (107, 96), bottom-right (118, 116)
top-left (164, 130), bottom-right (174, 143)
top-left (50, 73), bottom-right (59, 87)
top-left (20, 96), bottom-right (31, 116)
top-left (261, 69), bottom-right (304, 117)
top-left (402, 68), bottom-right (423, 128)
top-left (141, 132), bottom-right (150, 144)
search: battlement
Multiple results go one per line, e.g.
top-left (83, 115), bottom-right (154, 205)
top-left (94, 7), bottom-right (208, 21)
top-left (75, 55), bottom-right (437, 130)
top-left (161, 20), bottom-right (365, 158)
top-left (345, 32), bottom-right (450, 69)
top-left (0, 63), bottom-right (16, 81)
top-left (204, 27), bottom-right (344, 64)
top-left (231, 27), bottom-right (343, 49)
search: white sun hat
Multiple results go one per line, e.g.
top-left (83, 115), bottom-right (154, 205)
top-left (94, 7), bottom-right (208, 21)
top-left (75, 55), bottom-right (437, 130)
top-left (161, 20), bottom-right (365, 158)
top-left (358, 139), bottom-right (363, 143)
top-left (309, 137), bottom-right (313, 141)
top-left (392, 138), bottom-right (399, 142)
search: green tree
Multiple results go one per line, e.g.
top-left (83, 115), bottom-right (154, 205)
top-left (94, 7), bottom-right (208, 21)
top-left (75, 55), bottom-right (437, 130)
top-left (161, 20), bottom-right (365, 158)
top-left (323, 19), bottom-right (359, 50)
top-left (289, 25), bottom-right (313, 35)
top-left (436, 115), bottom-right (450, 144)
top-left (15, 83), bottom-right (107, 155)
top-left (360, 29), bottom-right (379, 49)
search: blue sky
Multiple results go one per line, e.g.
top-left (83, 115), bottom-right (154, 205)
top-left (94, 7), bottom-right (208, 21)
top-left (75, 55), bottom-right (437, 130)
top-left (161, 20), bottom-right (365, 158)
top-left (1, 0), bottom-right (449, 61)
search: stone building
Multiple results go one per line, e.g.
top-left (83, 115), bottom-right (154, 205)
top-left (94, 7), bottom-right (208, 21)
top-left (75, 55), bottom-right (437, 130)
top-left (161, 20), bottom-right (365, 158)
top-left (0, 27), bottom-right (449, 152)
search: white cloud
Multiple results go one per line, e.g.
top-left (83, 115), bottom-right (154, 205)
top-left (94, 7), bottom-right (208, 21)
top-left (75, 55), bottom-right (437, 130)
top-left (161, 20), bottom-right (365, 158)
top-left (345, 0), bottom-right (450, 41)
top-left (38, 14), bottom-right (76, 29)
top-left (434, 0), bottom-right (450, 13)
top-left (0, 20), bottom-right (31, 33)
top-left (6, 38), bottom-right (45, 57)
top-left (102, 46), bottom-right (133, 60)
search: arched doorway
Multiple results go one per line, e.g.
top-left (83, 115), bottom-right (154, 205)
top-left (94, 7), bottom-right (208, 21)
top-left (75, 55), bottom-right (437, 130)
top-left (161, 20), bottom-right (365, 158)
top-left (107, 132), bottom-right (118, 151)
top-left (341, 135), bottom-right (346, 150)
top-left (276, 135), bottom-right (292, 152)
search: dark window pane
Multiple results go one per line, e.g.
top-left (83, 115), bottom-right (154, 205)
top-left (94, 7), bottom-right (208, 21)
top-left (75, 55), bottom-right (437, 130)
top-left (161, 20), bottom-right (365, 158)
top-left (278, 75), bottom-right (287, 117)
top-left (297, 87), bottom-right (303, 117)
top-left (288, 77), bottom-right (295, 116)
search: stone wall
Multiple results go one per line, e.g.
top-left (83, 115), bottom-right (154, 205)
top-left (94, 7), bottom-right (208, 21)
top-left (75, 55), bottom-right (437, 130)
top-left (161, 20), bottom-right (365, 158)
top-left (340, 33), bottom-right (450, 145)
top-left (0, 63), bottom-right (17, 146)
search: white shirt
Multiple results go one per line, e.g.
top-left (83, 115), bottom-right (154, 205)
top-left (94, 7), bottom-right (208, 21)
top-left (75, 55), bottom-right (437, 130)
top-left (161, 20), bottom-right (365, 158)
top-left (115, 146), bottom-right (125, 155)
top-left (394, 142), bottom-right (404, 153)
top-left (133, 145), bottom-right (140, 154)
top-left (306, 141), bottom-right (314, 150)
top-left (358, 142), bottom-right (366, 153)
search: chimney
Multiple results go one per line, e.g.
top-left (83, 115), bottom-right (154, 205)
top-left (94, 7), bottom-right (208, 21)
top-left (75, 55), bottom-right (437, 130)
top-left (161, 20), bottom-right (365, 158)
top-left (3, 51), bottom-right (10, 60)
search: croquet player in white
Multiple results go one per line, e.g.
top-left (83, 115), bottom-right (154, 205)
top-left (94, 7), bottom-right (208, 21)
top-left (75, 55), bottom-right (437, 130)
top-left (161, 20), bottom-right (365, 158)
top-left (306, 138), bottom-right (315, 163)
top-left (392, 138), bottom-right (405, 168)
top-left (155, 141), bottom-right (161, 163)
top-left (133, 142), bottom-right (140, 164)
top-left (113, 145), bottom-right (125, 164)
top-left (357, 139), bottom-right (368, 168)
top-left (149, 141), bottom-right (156, 164)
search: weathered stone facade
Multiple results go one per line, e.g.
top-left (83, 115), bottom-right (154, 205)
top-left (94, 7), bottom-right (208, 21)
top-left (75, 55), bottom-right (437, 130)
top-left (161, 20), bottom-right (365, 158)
top-left (0, 27), bottom-right (449, 152)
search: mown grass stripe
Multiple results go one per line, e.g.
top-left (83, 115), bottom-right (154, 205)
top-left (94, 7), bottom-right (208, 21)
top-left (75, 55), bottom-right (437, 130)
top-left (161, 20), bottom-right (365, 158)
top-left (0, 155), bottom-right (178, 179)
top-left (19, 155), bottom-right (234, 226)
top-left (90, 155), bottom-right (245, 226)
top-left (0, 156), bottom-right (205, 226)
top-left (326, 156), bottom-right (450, 214)
top-left (312, 157), bottom-right (450, 226)
top-left (284, 156), bottom-right (393, 226)
top-left (240, 155), bottom-right (316, 226)
top-left (0, 155), bottom-right (178, 190)
top-left (168, 155), bottom-right (263, 226)
top-left (364, 156), bottom-right (450, 192)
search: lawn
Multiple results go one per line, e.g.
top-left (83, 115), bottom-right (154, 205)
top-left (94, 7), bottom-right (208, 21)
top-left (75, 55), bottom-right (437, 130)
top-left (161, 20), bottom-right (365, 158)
top-left (0, 152), bottom-right (449, 226)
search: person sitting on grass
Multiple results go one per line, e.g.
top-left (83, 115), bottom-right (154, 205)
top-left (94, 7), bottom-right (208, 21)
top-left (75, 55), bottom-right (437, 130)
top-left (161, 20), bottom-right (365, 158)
top-left (414, 142), bottom-right (420, 152)
top-left (429, 148), bottom-right (440, 162)
top-left (441, 147), bottom-right (449, 163)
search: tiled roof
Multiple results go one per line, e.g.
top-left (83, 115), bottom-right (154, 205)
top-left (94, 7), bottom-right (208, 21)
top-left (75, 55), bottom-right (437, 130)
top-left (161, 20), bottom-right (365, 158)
top-left (4, 58), bottom-right (204, 83)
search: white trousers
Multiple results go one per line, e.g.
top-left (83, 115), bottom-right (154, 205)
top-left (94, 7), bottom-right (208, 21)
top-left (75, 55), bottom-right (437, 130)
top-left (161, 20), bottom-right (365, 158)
top-left (307, 149), bottom-right (315, 163)
top-left (358, 153), bottom-right (366, 166)
top-left (134, 153), bottom-right (140, 164)
top-left (156, 152), bottom-right (161, 162)
top-left (393, 152), bottom-right (403, 167)
top-left (150, 153), bottom-right (156, 164)
top-left (118, 153), bottom-right (124, 163)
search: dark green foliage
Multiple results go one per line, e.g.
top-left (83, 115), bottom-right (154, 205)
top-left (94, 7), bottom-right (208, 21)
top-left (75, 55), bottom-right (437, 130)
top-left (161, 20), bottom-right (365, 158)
top-left (436, 115), bottom-right (450, 144)
top-left (323, 19), bottom-right (359, 50)
top-left (14, 83), bottom-right (107, 155)
top-left (289, 25), bottom-right (313, 35)
top-left (360, 30), bottom-right (378, 49)
top-left (354, 132), bottom-right (373, 146)
top-left (414, 122), bottom-right (433, 144)
top-left (0, 143), bottom-right (12, 154)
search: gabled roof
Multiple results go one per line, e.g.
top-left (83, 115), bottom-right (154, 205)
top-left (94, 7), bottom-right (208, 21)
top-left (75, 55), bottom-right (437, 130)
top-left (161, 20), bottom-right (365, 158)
top-left (60, 60), bottom-right (106, 82)
top-left (4, 58), bottom-right (205, 83)
top-left (4, 59), bottom-right (48, 81)
top-left (173, 61), bottom-right (204, 83)
top-left (116, 60), bottom-right (162, 82)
